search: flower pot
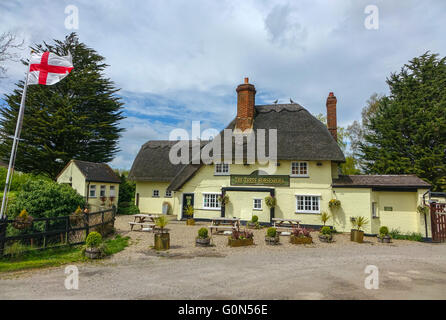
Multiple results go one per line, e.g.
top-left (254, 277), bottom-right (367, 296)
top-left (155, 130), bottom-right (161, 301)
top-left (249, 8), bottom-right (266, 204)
top-left (12, 219), bottom-right (33, 230)
top-left (318, 234), bottom-right (333, 243)
top-left (351, 230), bottom-right (364, 243)
top-left (290, 235), bottom-right (313, 245)
top-left (196, 237), bottom-right (211, 247)
top-left (154, 232), bottom-right (170, 250)
top-left (85, 247), bottom-right (102, 259)
top-left (186, 218), bottom-right (195, 226)
top-left (228, 238), bottom-right (254, 247)
top-left (265, 236), bottom-right (280, 245)
top-left (378, 235), bottom-right (391, 243)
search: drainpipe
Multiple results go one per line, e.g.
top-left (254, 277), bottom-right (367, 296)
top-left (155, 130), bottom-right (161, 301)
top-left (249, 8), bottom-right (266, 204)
top-left (422, 189), bottom-right (430, 240)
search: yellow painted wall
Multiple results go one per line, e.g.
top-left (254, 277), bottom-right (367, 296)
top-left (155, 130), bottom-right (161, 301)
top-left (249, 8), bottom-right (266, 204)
top-left (135, 181), bottom-right (176, 214)
top-left (86, 182), bottom-right (120, 212)
top-left (332, 188), bottom-right (372, 233)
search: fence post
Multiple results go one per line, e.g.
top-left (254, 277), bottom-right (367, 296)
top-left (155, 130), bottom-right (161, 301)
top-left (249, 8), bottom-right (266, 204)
top-left (43, 219), bottom-right (49, 249)
top-left (85, 211), bottom-right (90, 238)
top-left (0, 218), bottom-right (7, 256)
top-left (65, 216), bottom-right (69, 244)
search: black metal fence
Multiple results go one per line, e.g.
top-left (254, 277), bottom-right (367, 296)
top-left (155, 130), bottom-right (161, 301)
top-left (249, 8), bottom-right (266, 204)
top-left (0, 206), bottom-right (116, 256)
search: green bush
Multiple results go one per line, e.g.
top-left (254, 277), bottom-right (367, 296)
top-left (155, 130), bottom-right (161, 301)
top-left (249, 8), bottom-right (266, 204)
top-left (118, 202), bottom-right (140, 215)
top-left (4, 242), bottom-right (28, 259)
top-left (389, 228), bottom-right (423, 242)
top-left (7, 179), bottom-right (85, 221)
top-left (197, 227), bottom-right (209, 239)
top-left (379, 226), bottom-right (389, 236)
top-left (86, 232), bottom-right (102, 248)
top-left (251, 215), bottom-right (259, 223)
top-left (266, 227), bottom-right (277, 238)
top-left (320, 226), bottom-right (332, 235)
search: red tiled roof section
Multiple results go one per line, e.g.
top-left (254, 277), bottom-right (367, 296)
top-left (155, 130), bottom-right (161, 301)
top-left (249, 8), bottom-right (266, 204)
top-left (332, 175), bottom-right (431, 188)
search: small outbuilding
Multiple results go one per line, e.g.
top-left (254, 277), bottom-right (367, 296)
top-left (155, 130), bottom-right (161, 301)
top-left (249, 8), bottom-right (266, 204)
top-left (56, 160), bottom-right (121, 211)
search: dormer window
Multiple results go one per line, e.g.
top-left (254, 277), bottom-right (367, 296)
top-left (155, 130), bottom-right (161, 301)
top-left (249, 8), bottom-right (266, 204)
top-left (215, 163), bottom-right (230, 175)
top-left (291, 161), bottom-right (308, 177)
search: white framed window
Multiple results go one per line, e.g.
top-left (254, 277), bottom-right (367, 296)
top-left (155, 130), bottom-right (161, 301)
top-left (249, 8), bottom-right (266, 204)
top-left (165, 190), bottom-right (172, 198)
top-left (253, 199), bottom-right (262, 210)
top-left (296, 195), bottom-right (320, 213)
top-left (109, 186), bottom-right (116, 197)
top-left (203, 193), bottom-right (221, 210)
top-left (89, 185), bottom-right (96, 198)
top-left (153, 190), bottom-right (160, 198)
top-left (214, 163), bottom-right (230, 175)
top-left (291, 161), bottom-right (308, 177)
top-left (100, 185), bottom-right (106, 197)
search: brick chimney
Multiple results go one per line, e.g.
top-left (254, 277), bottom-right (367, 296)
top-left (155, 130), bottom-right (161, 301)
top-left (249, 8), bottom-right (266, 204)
top-left (326, 92), bottom-right (337, 142)
top-left (235, 77), bottom-right (256, 131)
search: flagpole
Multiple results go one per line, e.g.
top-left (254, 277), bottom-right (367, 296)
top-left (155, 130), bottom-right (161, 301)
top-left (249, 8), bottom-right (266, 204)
top-left (0, 52), bottom-right (31, 219)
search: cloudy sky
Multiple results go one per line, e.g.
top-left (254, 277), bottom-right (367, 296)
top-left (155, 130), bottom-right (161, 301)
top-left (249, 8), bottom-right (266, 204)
top-left (1, 0), bottom-right (445, 169)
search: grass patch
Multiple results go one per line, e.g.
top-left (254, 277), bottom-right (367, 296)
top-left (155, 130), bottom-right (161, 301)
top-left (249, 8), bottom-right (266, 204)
top-left (0, 234), bottom-right (130, 273)
top-left (389, 229), bottom-right (423, 242)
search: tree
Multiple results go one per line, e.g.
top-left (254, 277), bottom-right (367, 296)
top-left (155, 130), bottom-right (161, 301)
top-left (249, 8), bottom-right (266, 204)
top-left (359, 52), bottom-right (446, 191)
top-left (0, 32), bottom-right (23, 78)
top-left (0, 33), bottom-right (124, 179)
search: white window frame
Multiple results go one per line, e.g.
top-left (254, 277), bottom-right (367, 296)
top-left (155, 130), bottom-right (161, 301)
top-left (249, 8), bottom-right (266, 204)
top-left (152, 190), bottom-right (160, 198)
top-left (165, 190), bottom-right (173, 198)
top-left (109, 186), bottom-right (116, 197)
top-left (89, 185), bottom-right (97, 198)
top-left (253, 198), bottom-right (262, 211)
top-left (100, 185), bottom-right (106, 197)
top-left (295, 195), bottom-right (320, 214)
top-left (290, 161), bottom-right (309, 177)
top-left (214, 163), bottom-right (230, 176)
top-left (202, 192), bottom-right (221, 210)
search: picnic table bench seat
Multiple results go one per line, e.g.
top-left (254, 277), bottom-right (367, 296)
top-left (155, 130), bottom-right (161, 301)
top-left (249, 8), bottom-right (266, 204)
top-left (128, 221), bottom-right (155, 231)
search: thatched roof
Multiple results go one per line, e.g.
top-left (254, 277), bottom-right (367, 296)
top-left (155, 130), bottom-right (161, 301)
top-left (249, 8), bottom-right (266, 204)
top-left (129, 103), bottom-right (345, 189)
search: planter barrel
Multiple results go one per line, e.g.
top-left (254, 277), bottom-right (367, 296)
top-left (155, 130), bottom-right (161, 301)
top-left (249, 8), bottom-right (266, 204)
top-left (186, 218), bottom-right (195, 226)
top-left (228, 238), bottom-right (254, 247)
top-left (85, 247), bottom-right (102, 259)
top-left (265, 236), bottom-right (280, 245)
top-left (196, 237), bottom-right (211, 247)
top-left (351, 230), bottom-right (364, 243)
top-left (290, 235), bottom-right (313, 245)
top-left (154, 232), bottom-right (170, 250)
top-left (318, 234), bottom-right (333, 243)
top-left (378, 235), bottom-right (391, 243)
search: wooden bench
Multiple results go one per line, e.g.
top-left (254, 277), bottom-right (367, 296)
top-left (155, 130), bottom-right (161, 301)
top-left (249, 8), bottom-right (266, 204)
top-left (209, 217), bottom-right (240, 235)
top-left (272, 218), bottom-right (300, 234)
top-left (128, 222), bottom-right (155, 231)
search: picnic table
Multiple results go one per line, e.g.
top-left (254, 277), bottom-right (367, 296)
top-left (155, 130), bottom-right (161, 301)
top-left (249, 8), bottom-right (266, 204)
top-left (272, 218), bottom-right (301, 234)
top-left (208, 217), bottom-right (240, 235)
top-left (128, 214), bottom-right (161, 231)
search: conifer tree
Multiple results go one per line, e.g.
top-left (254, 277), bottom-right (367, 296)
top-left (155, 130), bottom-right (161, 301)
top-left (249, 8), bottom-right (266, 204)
top-left (0, 33), bottom-right (124, 179)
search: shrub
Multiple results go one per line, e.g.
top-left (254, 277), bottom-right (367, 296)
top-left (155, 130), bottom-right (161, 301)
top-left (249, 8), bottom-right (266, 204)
top-left (231, 229), bottom-right (253, 240)
top-left (321, 211), bottom-right (331, 226)
top-left (292, 227), bottom-right (311, 238)
top-left (4, 241), bottom-right (28, 259)
top-left (155, 215), bottom-right (169, 232)
top-left (389, 228), bottom-right (423, 242)
top-left (86, 232), bottom-right (102, 248)
top-left (251, 215), bottom-right (259, 223)
top-left (118, 202), bottom-right (140, 215)
top-left (320, 226), bottom-right (332, 235)
top-left (198, 227), bottom-right (209, 239)
top-left (353, 216), bottom-right (369, 231)
top-left (379, 226), bottom-right (389, 236)
top-left (185, 205), bottom-right (194, 217)
top-left (266, 227), bottom-right (277, 238)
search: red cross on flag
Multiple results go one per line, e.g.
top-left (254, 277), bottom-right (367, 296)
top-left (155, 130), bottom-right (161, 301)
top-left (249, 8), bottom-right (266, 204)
top-left (29, 51), bottom-right (74, 85)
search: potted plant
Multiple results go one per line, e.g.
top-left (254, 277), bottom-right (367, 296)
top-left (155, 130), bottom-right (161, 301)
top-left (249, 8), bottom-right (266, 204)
top-left (265, 195), bottom-right (277, 209)
top-left (185, 205), bottom-right (195, 225)
top-left (218, 194), bottom-right (229, 207)
top-left (12, 209), bottom-right (33, 230)
top-left (109, 196), bottom-right (116, 205)
top-left (247, 215), bottom-right (260, 229)
top-left (290, 227), bottom-right (313, 244)
top-left (318, 226), bottom-right (333, 243)
top-left (196, 227), bottom-right (211, 247)
top-left (84, 231), bottom-right (104, 259)
top-left (320, 211), bottom-right (331, 226)
top-left (228, 229), bottom-right (254, 247)
top-left (328, 199), bottom-right (341, 211)
top-left (154, 215), bottom-right (170, 250)
top-left (265, 227), bottom-right (279, 245)
top-left (351, 216), bottom-right (369, 243)
top-left (100, 196), bottom-right (107, 206)
top-left (377, 226), bottom-right (391, 243)
top-left (70, 206), bottom-right (84, 225)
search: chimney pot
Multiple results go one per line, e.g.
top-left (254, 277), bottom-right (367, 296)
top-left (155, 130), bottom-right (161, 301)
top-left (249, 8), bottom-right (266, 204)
top-left (244, 77), bottom-right (249, 84)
